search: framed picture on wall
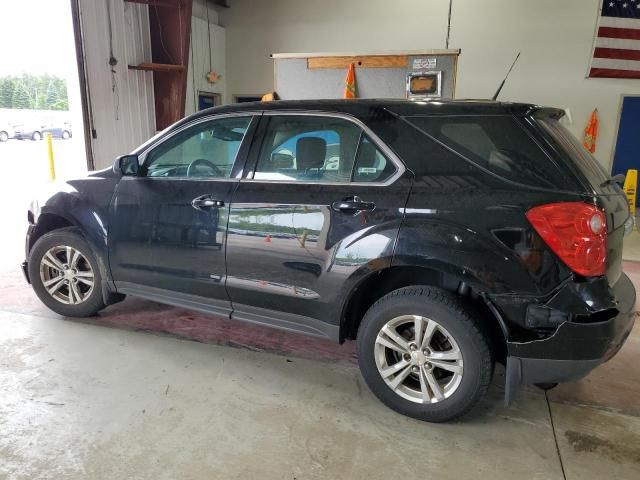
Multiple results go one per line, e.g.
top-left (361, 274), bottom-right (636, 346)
top-left (406, 71), bottom-right (442, 100)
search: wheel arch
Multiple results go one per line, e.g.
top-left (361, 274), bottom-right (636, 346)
top-left (28, 208), bottom-right (122, 306)
top-left (28, 212), bottom-right (75, 254)
top-left (339, 265), bottom-right (508, 361)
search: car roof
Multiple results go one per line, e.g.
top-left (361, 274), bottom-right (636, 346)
top-left (187, 98), bottom-right (556, 122)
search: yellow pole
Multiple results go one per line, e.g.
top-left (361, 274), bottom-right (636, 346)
top-left (46, 133), bottom-right (56, 181)
top-left (623, 169), bottom-right (637, 218)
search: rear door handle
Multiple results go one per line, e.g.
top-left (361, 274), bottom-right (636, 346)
top-left (331, 196), bottom-right (376, 213)
top-left (191, 195), bottom-right (224, 210)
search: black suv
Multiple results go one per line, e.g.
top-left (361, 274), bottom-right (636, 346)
top-left (22, 100), bottom-right (636, 422)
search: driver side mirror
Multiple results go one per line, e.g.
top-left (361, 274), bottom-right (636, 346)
top-left (113, 154), bottom-right (140, 176)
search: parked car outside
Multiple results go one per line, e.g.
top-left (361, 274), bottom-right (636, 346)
top-left (13, 123), bottom-right (45, 141)
top-left (42, 122), bottom-right (72, 140)
top-left (21, 100), bottom-right (636, 422)
top-left (0, 123), bottom-right (14, 142)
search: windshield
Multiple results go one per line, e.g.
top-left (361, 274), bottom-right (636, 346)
top-left (538, 117), bottom-right (609, 189)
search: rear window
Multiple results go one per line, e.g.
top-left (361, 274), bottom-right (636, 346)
top-left (538, 117), bottom-right (609, 189)
top-left (405, 115), bottom-right (575, 189)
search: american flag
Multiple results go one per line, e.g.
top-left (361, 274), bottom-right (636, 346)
top-left (589, 0), bottom-right (640, 78)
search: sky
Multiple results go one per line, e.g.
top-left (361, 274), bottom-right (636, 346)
top-left (0, 0), bottom-right (77, 78)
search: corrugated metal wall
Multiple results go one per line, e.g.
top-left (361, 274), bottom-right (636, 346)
top-left (186, 17), bottom-right (227, 115)
top-left (78, 0), bottom-right (156, 169)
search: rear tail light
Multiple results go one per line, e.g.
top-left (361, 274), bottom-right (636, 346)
top-left (526, 202), bottom-right (607, 277)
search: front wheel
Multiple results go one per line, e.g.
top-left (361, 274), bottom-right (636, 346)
top-left (28, 228), bottom-right (105, 317)
top-left (61, 130), bottom-right (71, 139)
top-left (32, 131), bottom-right (42, 141)
top-left (0, 131), bottom-right (8, 142)
top-left (357, 286), bottom-right (494, 422)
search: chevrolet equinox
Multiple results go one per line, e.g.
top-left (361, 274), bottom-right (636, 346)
top-left (22, 100), bottom-right (636, 422)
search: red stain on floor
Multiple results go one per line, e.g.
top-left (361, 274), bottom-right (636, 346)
top-left (3, 261), bottom-right (639, 368)
top-left (0, 270), bottom-right (357, 366)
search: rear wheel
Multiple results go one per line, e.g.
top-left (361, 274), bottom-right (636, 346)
top-left (32, 131), bottom-right (42, 141)
top-left (357, 286), bottom-right (494, 422)
top-left (0, 131), bottom-right (8, 142)
top-left (61, 130), bottom-right (71, 139)
top-left (28, 228), bottom-right (105, 317)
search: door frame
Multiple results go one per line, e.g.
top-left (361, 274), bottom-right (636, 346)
top-left (609, 94), bottom-right (640, 174)
top-left (70, 0), bottom-right (95, 170)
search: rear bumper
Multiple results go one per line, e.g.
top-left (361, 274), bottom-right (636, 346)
top-left (503, 272), bottom-right (636, 403)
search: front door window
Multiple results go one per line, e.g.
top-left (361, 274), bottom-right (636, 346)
top-left (144, 116), bottom-right (252, 178)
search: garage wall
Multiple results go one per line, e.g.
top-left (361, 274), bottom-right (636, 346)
top-left (185, 17), bottom-right (227, 114)
top-left (220, 0), bottom-right (640, 171)
top-left (78, 0), bottom-right (156, 170)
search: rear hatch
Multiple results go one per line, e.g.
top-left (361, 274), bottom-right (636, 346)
top-left (536, 115), bottom-right (629, 285)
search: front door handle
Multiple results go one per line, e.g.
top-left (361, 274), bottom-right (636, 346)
top-left (191, 195), bottom-right (224, 210)
top-left (331, 196), bottom-right (376, 213)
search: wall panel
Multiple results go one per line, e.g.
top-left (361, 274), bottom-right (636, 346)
top-left (78, 0), bottom-right (155, 169)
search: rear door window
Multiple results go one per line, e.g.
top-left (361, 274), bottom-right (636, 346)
top-left (405, 115), bottom-right (576, 189)
top-left (253, 115), bottom-right (398, 184)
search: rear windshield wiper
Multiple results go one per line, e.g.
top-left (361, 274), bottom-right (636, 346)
top-left (600, 173), bottom-right (626, 188)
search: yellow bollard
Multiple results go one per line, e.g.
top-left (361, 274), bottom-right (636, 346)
top-left (623, 169), bottom-right (637, 217)
top-left (46, 133), bottom-right (56, 181)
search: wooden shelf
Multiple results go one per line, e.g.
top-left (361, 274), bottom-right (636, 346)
top-left (128, 63), bottom-right (185, 73)
top-left (124, 0), bottom-right (181, 8)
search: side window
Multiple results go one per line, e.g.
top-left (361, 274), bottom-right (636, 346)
top-left (144, 116), bottom-right (252, 178)
top-left (405, 115), bottom-right (572, 189)
top-left (353, 136), bottom-right (396, 183)
top-left (253, 116), bottom-right (361, 183)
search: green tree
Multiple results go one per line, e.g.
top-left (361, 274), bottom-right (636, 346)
top-left (52, 97), bottom-right (69, 110)
top-left (44, 81), bottom-right (59, 109)
top-left (11, 82), bottom-right (32, 109)
top-left (0, 74), bottom-right (68, 110)
top-left (0, 78), bottom-right (15, 108)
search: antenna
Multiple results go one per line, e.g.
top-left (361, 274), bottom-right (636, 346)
top-left (492, 52), bottom-right (521, 101)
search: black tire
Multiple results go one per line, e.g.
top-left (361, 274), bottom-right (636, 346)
top-left (357, 286), bottom-right (494, 422)
top-left (32, 131), bottom-right (42, 141)
top-left (28, 227), bottom-right (105, 317)
top-left (62, 130), bottom-right (71, 139)
top-left (0, 131), bottom-right (8, 142)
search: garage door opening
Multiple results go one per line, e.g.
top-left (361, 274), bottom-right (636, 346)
top-left (0, 0), bottom-right (87, 273)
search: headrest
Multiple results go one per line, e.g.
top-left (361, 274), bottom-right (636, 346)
top-left (296, 137), bottom-right (326, 170)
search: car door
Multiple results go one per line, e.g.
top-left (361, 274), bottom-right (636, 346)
top-left (109, 114), bottom-right (258, 315)
top-left (225, 112), bottom-right (412, 339)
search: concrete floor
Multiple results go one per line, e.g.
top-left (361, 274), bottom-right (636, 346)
top-left (1, 267), bottom-right (639, 479)
top-left (624, 230), bottom-right (640, 262)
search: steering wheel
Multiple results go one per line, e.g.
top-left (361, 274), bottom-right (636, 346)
top-left (186, 158), bottom-right (222, 177)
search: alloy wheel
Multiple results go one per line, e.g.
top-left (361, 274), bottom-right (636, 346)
top-left (39, 245), bottom-right (95, 305)
top-left (374, 315), bottom-right (464, 404)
